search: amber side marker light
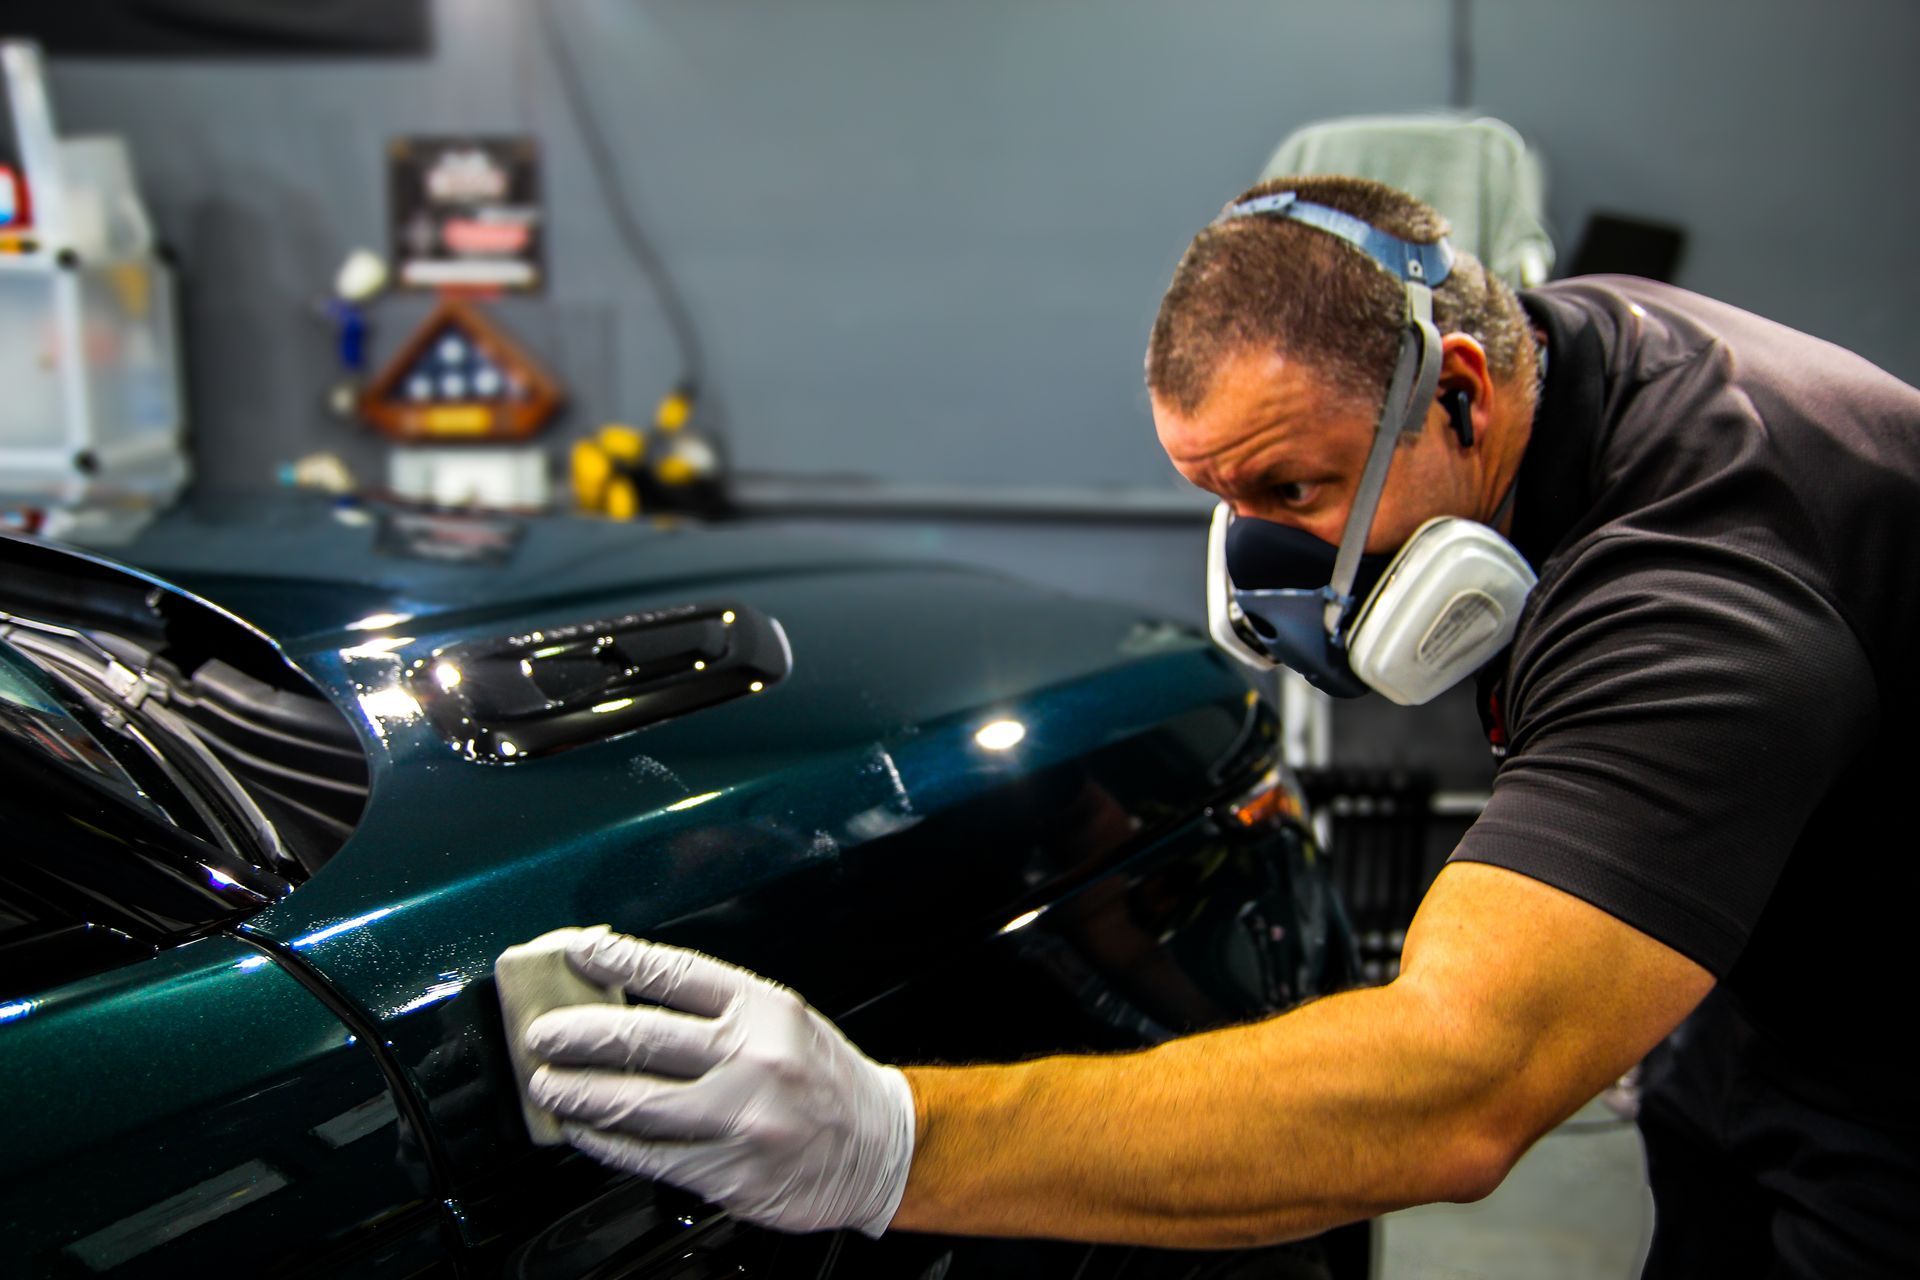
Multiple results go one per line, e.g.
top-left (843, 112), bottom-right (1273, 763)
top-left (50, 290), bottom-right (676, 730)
top-left (1228, 769), bottom-right (1306, 829)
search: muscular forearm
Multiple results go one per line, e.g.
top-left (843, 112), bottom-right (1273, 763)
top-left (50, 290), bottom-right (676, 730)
top-left (523, 868), bottom-right (1706, 1244)
top-left (889, 864), bottom-right (1715, 1247)
top-left (892, 980), bottom-right (1520, 1247)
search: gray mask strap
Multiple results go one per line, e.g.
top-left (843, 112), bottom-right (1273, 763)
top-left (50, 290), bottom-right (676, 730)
top-left (1324, 283), bottom-right (1444, 633)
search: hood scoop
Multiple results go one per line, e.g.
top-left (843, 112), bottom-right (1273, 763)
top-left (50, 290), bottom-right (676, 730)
top-left (407, 601), bottom-right (791, 763)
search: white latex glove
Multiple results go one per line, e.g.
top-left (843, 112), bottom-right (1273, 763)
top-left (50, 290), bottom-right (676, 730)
top-left (524, 931), bottom-right (917, 1238)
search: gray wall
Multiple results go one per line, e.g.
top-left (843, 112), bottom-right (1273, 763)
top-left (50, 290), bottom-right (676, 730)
top-left (46, 0), bottom-right (1920, 496)
top-left (48, 0), bottom-right (1456, 494)
top-left (42, 0), bottom-right (1920, 784)
top-left (1475, 0), bottom-right (1920, 383)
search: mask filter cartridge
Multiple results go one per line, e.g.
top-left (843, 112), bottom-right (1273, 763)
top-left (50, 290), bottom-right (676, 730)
top-left (1344, 518), bottom-right (1536, 705)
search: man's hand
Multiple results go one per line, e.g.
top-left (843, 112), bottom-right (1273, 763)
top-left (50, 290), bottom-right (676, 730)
top-left (525, 931), bottom-right (916, 1238)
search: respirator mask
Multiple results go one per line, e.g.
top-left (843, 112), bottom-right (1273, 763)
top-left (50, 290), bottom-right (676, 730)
top-left (1202, 193), bottom-right (1536, 706)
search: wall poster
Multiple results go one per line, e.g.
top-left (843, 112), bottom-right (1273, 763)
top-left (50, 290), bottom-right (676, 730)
top-left (390, 136), bottom-right (542, 291)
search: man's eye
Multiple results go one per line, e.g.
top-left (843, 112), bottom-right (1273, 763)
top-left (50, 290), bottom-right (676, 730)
top-left (1275, 482), bottom-right (1315, 505)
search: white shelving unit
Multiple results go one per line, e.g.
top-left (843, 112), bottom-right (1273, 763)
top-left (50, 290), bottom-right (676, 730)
top-left (1, 41), bottom-right (186, 537)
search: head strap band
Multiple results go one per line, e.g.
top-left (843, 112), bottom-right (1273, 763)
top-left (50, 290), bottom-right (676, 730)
top-left (1216, 192), bottom-right (1455, 286)
top-left (1324, 288), bottom-right (1443, 631)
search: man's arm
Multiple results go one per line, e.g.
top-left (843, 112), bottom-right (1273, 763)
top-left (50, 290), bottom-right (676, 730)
top-left (521, 860), bottom-right (1710, 1244)
top-left (892, 860), bottom-right (1712, 1246)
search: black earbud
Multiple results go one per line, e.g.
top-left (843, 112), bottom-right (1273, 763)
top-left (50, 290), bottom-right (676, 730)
top-left (1443, 388), bottom-right (1475, 448)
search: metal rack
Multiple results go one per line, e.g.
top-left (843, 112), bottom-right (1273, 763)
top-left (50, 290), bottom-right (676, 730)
top-left (1281, 670), bottom-right (1490, 984)
top-left (1299, 767), bottom-right (1440, 985)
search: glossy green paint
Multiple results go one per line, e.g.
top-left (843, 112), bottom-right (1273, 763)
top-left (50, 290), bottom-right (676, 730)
top-left (259, 571), bottom-right (1266, 1223)
top-left (0, 934), bottom-right (444, 1276)
top-left (117, 499), bottom-right (1263, 998)
top-left (10, 497), bottom-right (1340, 1272)
top-left (113, 498), bottom-right (1284, 1236)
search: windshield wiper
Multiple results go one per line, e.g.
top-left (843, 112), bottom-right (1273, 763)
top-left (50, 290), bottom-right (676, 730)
top-left (0, 610), bottom-right (299, 883)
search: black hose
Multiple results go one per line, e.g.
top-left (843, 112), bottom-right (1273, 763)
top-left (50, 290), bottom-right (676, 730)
top-left (537, 0), bottom-right (708, 400)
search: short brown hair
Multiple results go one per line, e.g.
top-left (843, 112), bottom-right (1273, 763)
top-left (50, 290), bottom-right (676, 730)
top-left (1145, 174), bottom-right (1534, 417)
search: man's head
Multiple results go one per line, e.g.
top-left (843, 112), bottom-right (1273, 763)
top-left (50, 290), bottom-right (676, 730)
top-left (1147, 175), bottom-right (1538, 552)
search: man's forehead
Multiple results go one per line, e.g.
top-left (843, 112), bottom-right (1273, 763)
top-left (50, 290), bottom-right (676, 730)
top-left (1154, 349), bottom-right (1342, 469)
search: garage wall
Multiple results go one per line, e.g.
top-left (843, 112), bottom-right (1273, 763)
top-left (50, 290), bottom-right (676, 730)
top-left (40, 0), bottom-right (1920, 785)
top-left (43, 0), bottom-right (1920, 499)
top-left (1474, 0), bottom-right (1919, 386)
top-left (43, 0), bottom-right (1453, 497)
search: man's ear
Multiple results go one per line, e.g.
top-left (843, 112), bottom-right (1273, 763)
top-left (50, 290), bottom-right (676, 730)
top-left (1436, 334), bottom-right (1493, 450)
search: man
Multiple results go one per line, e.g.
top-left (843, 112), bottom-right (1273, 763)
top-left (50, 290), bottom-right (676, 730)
top-left (524, 175), bottom-right (1919, 1276)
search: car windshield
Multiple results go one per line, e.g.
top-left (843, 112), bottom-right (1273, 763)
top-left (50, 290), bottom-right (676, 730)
top-left (0, 635), bottom-right (154, 809)
top-left (0, 615), bottom-right (289, 866)
top-left (0, 536), bottom-right (371, 951)
top-left (0, 628), bottom-right (287, 999)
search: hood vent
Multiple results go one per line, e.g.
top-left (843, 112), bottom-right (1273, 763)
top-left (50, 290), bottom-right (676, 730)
top-left (408, 602), bottom-right (791, 763)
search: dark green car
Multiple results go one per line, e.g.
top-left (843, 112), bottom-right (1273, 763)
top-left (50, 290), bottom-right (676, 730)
top-left (0, 496), bottom-right (1361, 1279)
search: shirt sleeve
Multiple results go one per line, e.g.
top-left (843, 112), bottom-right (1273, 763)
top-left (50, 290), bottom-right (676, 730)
top-left (1452, 532), bottom-right (1878, 977)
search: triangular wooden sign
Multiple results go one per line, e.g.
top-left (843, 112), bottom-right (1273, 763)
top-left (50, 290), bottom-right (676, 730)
top-left (359, 297), bottom-right (563, 443)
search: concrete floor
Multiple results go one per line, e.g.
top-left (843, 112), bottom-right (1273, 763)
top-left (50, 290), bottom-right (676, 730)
top-left (1379, 1098), bottom-right (1653, 1280)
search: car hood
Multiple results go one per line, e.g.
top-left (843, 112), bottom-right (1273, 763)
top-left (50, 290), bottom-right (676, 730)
top-left (66, 494), bottom-right (1266, 1025)
top-left (112, 491), bottom-right (925, 653)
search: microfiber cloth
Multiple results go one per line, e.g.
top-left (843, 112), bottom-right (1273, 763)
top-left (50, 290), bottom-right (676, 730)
top-left (495, 925), bottom-right (623, 1145)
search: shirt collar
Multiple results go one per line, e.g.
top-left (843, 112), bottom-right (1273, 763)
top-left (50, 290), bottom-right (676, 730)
top-left (1510, 288), bottom-right (1610, 570)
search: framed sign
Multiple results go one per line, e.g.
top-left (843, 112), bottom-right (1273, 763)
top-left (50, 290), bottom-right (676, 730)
top-left (390, 136), bottom-right (542, 290)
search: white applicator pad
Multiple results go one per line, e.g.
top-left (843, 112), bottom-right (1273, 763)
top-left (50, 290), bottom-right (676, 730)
top-left (495, 924), bottom-right (624, 1145)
